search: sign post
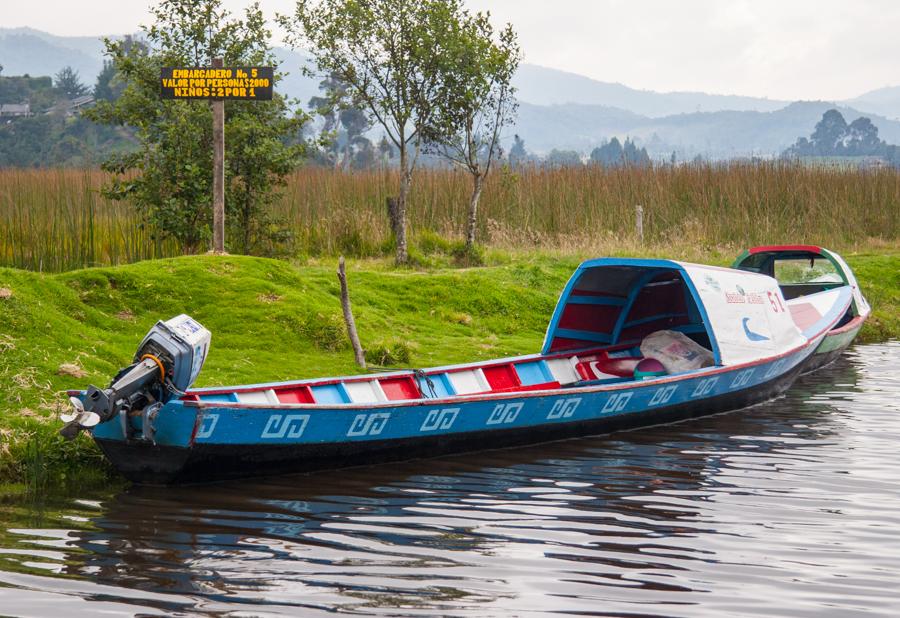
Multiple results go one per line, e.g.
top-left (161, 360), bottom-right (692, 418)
top-left (211, 58), bottom-right (225, 253)
top-left (160, 62), bottom-right (274, 253)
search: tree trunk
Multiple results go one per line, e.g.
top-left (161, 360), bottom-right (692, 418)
top-left (243, 196), bottom-right (254, 254)
top-left (386, 197), bottom-right (400, 239)
top-left (394, 147), bottom-right (410, 264)
top-left (465, 173), bottom-right (484, 252)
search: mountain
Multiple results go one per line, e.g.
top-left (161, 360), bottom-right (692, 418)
top-left (509, 101), bottom-right (900, 159)
top-left (0, 29), bottom-right (793, 118)
top-left (512, 64), bottom-right (789, 118)
top-left (845, 86), bottom-right (900, 121)
top-left (3, 27), bottom-right (899, 161)
top-left (0, 27), bottom-right (108, 84)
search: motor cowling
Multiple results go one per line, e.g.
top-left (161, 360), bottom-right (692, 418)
top-left (60, 315), bottom-right (211, 440)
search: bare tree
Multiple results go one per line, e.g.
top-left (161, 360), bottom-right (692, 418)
top-left (432, 15), bottom-right (520, 253)
top-left (282, 0), bottom-right (468, 264)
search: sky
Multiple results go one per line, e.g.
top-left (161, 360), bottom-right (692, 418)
top-left (2, 0), bottom-right (898, 100)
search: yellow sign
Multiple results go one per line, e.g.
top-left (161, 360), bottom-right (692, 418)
top-left (160, 66), bottom-right (273, 100)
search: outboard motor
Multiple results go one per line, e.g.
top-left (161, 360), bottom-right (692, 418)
top-left (60, 314), bottom-right (211, 441)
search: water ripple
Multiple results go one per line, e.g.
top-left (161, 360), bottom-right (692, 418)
top-left (1, 342), bottom-right (898, 617)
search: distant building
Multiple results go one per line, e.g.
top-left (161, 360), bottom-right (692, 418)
top-left (46, 95), bottom-right (95, 117)
top-left (69, 95), bottom-right (94, 114)
top-left (0, 102), bottom-right (31, 117)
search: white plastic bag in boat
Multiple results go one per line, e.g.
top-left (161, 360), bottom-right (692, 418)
top-left (640, 330), bottom-right (714, 374)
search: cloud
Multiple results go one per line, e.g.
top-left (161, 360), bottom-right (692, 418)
top-left (465, 0), bottom-right (900, 100)
top-left (3, 0), bottom-right (898, 100)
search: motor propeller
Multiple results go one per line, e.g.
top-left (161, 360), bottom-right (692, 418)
top-left (59, 396), bottom-right (102, 440)
top-left (59, 396), bottom-right (101, 426)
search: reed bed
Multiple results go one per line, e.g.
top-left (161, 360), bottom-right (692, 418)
top-left (1, 162), bottom-right (897, 271)
top-left (0, 168), bottom-right (178, 271)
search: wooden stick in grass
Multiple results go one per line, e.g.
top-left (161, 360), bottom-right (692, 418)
top-left (337, 256), bottom-right (366, 369)
top-left (635, 204), bottom-right (644, 245)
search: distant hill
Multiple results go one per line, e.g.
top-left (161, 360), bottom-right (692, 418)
top-left (509, 101), bottom-right (900, 159)
top-left (0, 29), bottom-right (794, 117)
top-left (512, 64), bottom-right (789, 117)
top-left (845, 86), bottom-right (900, 121)
top-left (3, 27), bottom-right (899, 161)
top-left (0, 28), bottom-right (108, 85)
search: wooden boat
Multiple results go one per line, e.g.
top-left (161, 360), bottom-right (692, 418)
top-left (732, 245), bottom-right (870, 373)
top-left (64, 258), bottom-right (853, 484)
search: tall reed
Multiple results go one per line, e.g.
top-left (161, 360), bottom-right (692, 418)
top-left (0, 168), bottom-right (178, 271)
top-left (1, 162), bottom-right (897, 271)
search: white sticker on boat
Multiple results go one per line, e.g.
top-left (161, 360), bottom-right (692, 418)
top-left (691, 377), bottom-right (720, 398)
top-left (420, 408), bottom-right (460, 431)
top-left (261, 414), bottom-right (310, 439)
top-left (547, 398), bottom-right (581, 420)
top-left (763, 358), bottom-right (788, 379)
top-left (730, 369), bottom-right (754, 388)
top-left (602, 392), bottom-right (632, 413)
top-left (347, 412), bottom-right (391, 437)
top-left (649, 385), bottom-right (678, 406)
top-left (487, 402), bottom-right (523, 425)
top-left (195, 413), bottom-right (219, 439)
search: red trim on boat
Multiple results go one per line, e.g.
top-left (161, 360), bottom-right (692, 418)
top-left (749, 244), bottom-right (823, 255)
top-left (483, 364), bottom-right (521, 390)
top-left (491, 381), bottom-right (560, 394)
top-left (828, 314), bottom-right (866, 335)
top-left (185, 342), bottom-right (646, 400)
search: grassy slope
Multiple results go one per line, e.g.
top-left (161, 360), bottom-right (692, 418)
top-left (0, 251), bottom-right (896, 487)
top-left (844, 253), bottom-right (900, 343)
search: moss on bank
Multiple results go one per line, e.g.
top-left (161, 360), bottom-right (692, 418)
top-left (0, 251), bottom-right (896, 488)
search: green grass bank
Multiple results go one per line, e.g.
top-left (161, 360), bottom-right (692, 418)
top-left (0, 250), bottom-right (897, 490)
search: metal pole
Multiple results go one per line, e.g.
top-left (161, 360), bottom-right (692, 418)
top-left (212, 57), bottom-right (225, 253)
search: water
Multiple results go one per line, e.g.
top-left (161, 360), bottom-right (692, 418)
top-left (1, 343), bottom-right (898, 617)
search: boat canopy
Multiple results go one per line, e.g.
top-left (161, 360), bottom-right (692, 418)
top-left (542, 258), bottom-right (807, 366)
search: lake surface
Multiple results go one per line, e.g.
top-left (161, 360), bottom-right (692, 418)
top-left (1, 342), bottom-right (898, 617)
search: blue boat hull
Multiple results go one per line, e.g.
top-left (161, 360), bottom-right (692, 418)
top-left (94, 347), bottom-right (813, 484)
